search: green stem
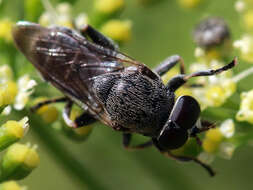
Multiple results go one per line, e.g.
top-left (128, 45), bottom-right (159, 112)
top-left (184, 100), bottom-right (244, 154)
top-left (12, 110), bottom-right (108, 190)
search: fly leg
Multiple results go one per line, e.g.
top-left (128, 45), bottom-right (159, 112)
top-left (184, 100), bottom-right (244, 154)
top-left (79, 25), bottom-right (118, 50)
top-left (122, 133), bottom-right (153, 150)
top-left (63, 100), bottom-right (97, 128)
top-left (164, 151), bottom-right (215, 177)
top-left (166, 58), bottom-right (237, 92)
top-left (153, 55), bottom-right (185, 76)
top-left (190, 120), bottom-right (216, 145)
top-left (31, 97), bottom-right (68, 112)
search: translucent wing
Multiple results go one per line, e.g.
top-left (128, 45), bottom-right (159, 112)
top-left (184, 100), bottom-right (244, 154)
top-left (12, 22), bottom-right (158, 126)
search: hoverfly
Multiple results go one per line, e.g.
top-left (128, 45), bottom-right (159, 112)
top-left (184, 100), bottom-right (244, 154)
top-left (12, 21), bottom-right (237, 176)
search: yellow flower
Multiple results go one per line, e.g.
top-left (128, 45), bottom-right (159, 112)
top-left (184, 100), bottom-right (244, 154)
top-left (202, 120), bottom-right (235, 156)
top-left (0, 143), bottom-right (39, 181)
top-left (101, 20), bottom-right (132, 43)
top-left (0, 19), bottom-right (13, 42)
top-left (202, 128), bottom-right (223, 153)
top-left (205, 128), bottom-right (223, 143)
top-left (0, 117), bottom-right (29, 151)
top-left (94, 0), bottom-right (124, 14)
top-left (0, 181), bottom-right (22, 190)
top-left (0, 81), bottom-right (18, 107)
top-left (204, 85), bottom-right (226, 107)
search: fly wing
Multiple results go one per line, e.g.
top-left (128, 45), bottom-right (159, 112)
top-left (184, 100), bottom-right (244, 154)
top-left (12, 21), bottom-right (158, 126)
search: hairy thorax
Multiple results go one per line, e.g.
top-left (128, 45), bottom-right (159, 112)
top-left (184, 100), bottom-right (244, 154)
top-left (93, 70), bottom-right (175, 137)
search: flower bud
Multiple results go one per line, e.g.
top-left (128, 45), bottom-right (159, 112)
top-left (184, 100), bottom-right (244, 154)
top-left (0, 117), bottom-right (29, 151)
top-left (0, 143), bottom-right (39, 181)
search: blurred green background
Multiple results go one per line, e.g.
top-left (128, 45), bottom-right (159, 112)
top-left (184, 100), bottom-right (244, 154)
top-left (2, 0), bottom-right (253, 189)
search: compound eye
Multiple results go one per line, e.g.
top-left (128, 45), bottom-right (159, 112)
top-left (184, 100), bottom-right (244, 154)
top-left (157, 121), bottom-right (188, 151)
top-left (169, 96), bottom-right (200, 130)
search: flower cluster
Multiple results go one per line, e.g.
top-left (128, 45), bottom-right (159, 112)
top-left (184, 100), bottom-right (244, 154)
top-left (38, 0), bottom-right (131, 44)
top-left (199, 119), bottom-right (236, 163)
top-left (0, 65), bottom-right (36, 114)
top-left (161, 15), bottom-right (253, 164)
top-left (0, 118), bottom-right (39, 187)
top-left (0, 64), bottom-right (38, 187)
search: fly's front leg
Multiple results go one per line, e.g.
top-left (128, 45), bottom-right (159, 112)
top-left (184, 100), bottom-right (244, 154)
top-left (166, 58), bottom-right (237, 92)
top-left (63, 100), bottom-right (97, 128)
top-left (164, 151), bottom-right (215, 177)
top-left (79, 25), bottom-right (118, 50)
top-left (31, 97), bottom-right (68, 112)
top-left (122, 133), bottom-right (153, 150)
top-left (153, 55), bottom-right (185, 76)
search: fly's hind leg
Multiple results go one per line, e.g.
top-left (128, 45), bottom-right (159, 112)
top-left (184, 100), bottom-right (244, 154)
top-left (78, 24), bottom-right (118, 50)
top-left (154, 55), bottom-right (185, 76)
top-left (165, 151), bottom-right (215, 177)
top-left (122, 133), bottom-right (153, 150)
top-left (62, 100), bottom-right (97, 128)
top-left (31, 97), bottom-right (68, 112)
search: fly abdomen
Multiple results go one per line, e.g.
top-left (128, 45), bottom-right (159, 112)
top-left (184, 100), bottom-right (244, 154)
top-left (102, 72), bottom-right (172, 136)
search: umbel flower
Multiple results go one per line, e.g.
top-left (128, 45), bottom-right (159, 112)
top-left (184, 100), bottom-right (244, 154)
top-left (0, 65), bottom-right (36, 113)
